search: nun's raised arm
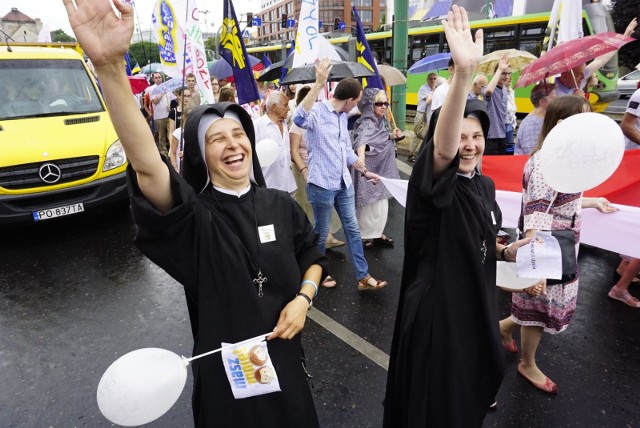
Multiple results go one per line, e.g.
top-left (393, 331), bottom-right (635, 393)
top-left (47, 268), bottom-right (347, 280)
top-left (62, 0), bottom-right (173, 212)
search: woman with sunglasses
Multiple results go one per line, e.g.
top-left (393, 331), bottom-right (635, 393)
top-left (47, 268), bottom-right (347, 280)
top-left (351, 88), bottom-right (402, 249)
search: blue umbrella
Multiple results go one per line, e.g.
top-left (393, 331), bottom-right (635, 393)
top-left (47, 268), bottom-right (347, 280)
top-left (408, 53), bottom-right (452, 74)
top-left (139, 63), bottom-right (163, 75)
top-left (208, 55), bottom-right (262, 80)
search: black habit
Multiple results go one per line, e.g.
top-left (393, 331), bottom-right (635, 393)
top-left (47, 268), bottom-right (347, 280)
top-left (127, 103), bottom-right (326, 427)
top-left (383, 136), bottom-right (505, 427)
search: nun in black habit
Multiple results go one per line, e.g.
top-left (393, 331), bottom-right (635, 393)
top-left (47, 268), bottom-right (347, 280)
top-left (125, 102), bottom-right (327, 426)
top-left (62, 4), bottom-right (325, 426)
top-left (382, 7), bottom-right (531, 427)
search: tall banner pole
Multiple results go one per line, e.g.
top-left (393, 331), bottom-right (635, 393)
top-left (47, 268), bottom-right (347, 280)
top-left (391, 0), bottom-right (408, 130)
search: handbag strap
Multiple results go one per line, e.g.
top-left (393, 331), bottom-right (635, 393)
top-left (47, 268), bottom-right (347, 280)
top-left (544, 191), bottom-right (576, 228)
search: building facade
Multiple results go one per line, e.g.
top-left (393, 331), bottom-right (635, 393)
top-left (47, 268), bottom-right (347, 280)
top-left (1, 8), bottom-right (43, 43)
top-left (255, 0), bottom-right (385, 44)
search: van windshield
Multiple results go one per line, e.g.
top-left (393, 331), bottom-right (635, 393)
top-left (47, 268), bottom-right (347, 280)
top-left (0, 59), bottom-right (105, 120)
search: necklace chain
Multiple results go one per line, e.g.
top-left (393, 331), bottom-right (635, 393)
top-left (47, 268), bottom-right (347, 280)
top-left (208, 187), bottom-right (268, 297)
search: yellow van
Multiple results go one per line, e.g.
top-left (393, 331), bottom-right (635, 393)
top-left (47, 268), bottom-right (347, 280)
top-left (0, 44), bottom-right (128, 224)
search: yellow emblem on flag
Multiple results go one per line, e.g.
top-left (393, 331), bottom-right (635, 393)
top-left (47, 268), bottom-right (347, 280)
top-left (221, 17), bottom-right (246, 69)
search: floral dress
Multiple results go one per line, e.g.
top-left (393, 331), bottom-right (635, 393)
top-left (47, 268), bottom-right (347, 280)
top-left (511, 152), bottom-right (583, 334)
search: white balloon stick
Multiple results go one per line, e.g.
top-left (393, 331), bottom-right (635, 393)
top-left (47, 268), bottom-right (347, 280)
top-left (183, 332), bottom-right (272, 365)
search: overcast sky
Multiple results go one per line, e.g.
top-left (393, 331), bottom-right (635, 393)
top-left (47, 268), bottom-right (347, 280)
top-left (8, 0), bottom-right (257, 36)
top-left (9, 0), bottom-right (612, 38)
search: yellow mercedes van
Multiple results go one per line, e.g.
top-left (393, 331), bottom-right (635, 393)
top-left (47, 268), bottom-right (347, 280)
top-left (0, 44), bottom-right (127, 224)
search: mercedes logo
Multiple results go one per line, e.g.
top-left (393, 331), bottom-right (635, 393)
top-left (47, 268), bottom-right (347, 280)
top-left (38, 163), bottom-right (62, 184)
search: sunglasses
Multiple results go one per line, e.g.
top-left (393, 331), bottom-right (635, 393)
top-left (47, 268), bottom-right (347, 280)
top-left (374, 102), bottom-right (389, 107)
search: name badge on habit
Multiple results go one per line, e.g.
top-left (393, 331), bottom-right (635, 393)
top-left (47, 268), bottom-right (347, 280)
top-left (258, 225), bottom-right (276, 243)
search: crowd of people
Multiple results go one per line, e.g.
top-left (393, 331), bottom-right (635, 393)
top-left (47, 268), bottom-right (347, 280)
top-left (64, 0), bottom-right (638, 426)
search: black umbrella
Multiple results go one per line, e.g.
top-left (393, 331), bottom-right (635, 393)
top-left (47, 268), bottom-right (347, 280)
top-left (258, 46), bottom-right (351, 83)
top-left (257, 60), bottom-right (286, 82)
top-left (280, 61), bottom-right (375, 85)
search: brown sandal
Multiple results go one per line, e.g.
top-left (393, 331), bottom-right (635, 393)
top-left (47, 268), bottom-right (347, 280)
top-left (357, 275), bottom-right (388, 291)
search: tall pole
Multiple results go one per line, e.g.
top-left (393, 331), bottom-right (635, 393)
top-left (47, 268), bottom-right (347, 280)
top-left (391, 0), bottom-right (408, 130)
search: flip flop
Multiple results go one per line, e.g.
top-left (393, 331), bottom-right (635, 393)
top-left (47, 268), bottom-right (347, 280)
top-left (375, 235), bottom-right (394, 247)
top-left (362, 239), bottom-right (374, 249)
top-left (321, 275), bottom-right (337, 289)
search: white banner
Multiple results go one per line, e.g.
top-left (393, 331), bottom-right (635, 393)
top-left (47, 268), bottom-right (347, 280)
top-left (557, 0), bottom-right (583, 45)
top-left (496, 190), bottom-right (640, 259)
top-left (152, 0), bottom-right (213, 103)
top-left (292, 0), bottom-right (320, 68)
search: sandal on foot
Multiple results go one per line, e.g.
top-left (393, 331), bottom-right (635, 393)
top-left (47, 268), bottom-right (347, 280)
top-left (608, 286), bottom-right (640, 308)
top-left (357, 275), bottom-right (388, 291)
top-left (321, 275), bottom-right (337, 289)
top-left (362, 239), bottom-right (374, 249)
top-left (517, 362), bottom-right (558, 394)
top-left (408, 154), bottom-right (416, 163)
top-left (375, 235), bottom-right (394, 247)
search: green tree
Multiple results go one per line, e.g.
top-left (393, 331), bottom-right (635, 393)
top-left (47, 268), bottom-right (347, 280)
top-left (610, 0), bottom-right (640, 70)
top-left (51, 29), bottom-right (76, 43)
top-left (128, 41), bottom-right (160, 66)
top-left (204, 36), bottom-right (218, 60)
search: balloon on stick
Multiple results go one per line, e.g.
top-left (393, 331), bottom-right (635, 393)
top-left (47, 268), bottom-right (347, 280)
top-left (255, 138), bottom-right (280, 166)
top-left (96, 333), bottom-right (270, 425)
top-left (97, 348), bottom-right (187, 427)
top-left (538, 112), bottom-right (624, 193)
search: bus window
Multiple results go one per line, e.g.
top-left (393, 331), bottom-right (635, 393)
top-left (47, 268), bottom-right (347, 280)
top-left (483, 26), bottom-right (516, 53)
top-left (519, 23), bottom-right (546, 57)
top-left (408, 34), bottom-right (440, 66)
top-left (368, 39), bottom-right (388, 65)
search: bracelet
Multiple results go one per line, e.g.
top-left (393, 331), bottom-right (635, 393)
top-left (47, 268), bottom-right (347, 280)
top-left (301, 279), bottom-right (318, 298)
top-left (300, 166), bottom-right (308, 173)
top-left (501, 245), bottom-right (511, 262)
top-left (295, 292), bottom-right (313, 309)
top-left (361, 169), bottom-right (369, 177)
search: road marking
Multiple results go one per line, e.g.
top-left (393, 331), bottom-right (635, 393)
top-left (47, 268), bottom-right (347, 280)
top-left (396, 158), bottom-right (413, 176)
top-left (307, 307), bottom-right (390, 370)
top-left (303, 159), bottom-right (413, 370)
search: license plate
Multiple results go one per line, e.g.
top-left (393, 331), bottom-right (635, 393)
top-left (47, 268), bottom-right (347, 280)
top-left (33, 203), bottom-right (84, 221)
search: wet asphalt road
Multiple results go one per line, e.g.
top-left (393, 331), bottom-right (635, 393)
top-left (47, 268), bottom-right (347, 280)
top-left (0, 167), bottom-right (638, 428)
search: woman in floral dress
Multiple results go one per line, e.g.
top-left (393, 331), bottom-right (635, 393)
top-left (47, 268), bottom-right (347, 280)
top-left (499, 95), bottom-right (617, 393)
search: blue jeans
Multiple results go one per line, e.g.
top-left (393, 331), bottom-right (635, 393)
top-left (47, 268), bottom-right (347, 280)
top-left (307, 183), bottom-right (369, 281)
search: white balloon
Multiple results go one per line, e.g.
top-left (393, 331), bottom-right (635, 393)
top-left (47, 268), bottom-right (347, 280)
top-left (496, 261), bottom-right (542, 290)
top-left (97, 348), bottom-right (188, 426)
top-left (539, 112), bottom-right (624, 193)
top-left (255, 138), bottom-right (280, 167)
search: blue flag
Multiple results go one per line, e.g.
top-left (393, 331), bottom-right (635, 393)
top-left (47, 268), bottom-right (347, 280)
top-left (124, 53), bottom-right (133, 76)
top-left (262, 54), bottom-right (272, 68)
top-left (219, 0), bottom-right (260, 104)
top-left (352, 7), bottom-right (384, 90)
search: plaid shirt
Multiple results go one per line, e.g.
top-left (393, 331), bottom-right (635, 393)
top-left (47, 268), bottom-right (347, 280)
top-left (293, 101), bottom-right (359, 191)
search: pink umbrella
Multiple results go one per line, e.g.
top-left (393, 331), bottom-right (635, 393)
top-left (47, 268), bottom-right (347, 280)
top-left (515, 32), bottom-right (635, 88)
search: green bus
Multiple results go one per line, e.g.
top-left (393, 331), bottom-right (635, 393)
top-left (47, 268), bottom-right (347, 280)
top-left (247, 2), bottom-right (619, 113)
